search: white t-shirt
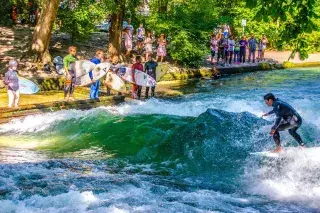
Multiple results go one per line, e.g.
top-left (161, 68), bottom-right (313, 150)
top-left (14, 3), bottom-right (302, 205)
top-left (224, 25), bottom-right (230, 33)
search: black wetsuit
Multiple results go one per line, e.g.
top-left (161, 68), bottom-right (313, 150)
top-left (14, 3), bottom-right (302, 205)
top-left (267, 99), bottom-right (304, 146)
top-left (145, 60), bottom-right (158, 98)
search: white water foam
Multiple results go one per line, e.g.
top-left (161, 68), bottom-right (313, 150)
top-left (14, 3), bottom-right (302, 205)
top-left (102, 96), bottom-right (265, 118)
top-left (291, 98), bottom-right (320, 128)
top-left (0, 109), bottom-right (103, 133)
top-left (0, 187), bottom-right (275, 213)
top-left (247, 147), bottom-right (320, 209)
top-left (1, 95), bottom-right (318, 134)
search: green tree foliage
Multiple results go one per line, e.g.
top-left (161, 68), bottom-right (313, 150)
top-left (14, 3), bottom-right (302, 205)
top-left (143, 0), bottom-right (218, 67)
top-left (1, 0), bottom-right (40, 26)
top-left (246, 0), bottom-right (320, 60)
top-left (56, 0), bottom-right (108, 41)
top-left (0, 1), bottom-right (14, 26)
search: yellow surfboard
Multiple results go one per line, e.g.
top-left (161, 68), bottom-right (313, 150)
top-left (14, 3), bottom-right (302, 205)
top-left (156, 63), bottom-right (169, 81)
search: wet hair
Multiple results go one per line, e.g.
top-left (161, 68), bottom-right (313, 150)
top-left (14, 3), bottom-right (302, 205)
top-left (264, 93), bottom-right (275, 101)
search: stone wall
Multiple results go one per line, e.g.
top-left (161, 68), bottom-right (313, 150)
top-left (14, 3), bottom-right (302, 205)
top-left (0, 95), bottom-right (125, 124)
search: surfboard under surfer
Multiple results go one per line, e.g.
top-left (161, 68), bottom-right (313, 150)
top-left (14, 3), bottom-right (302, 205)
top-left (262, 93), bottom-right (305, 153)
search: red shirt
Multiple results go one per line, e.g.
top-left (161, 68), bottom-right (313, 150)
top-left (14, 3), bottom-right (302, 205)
top-left (131, 63), bottom-right (144, 82)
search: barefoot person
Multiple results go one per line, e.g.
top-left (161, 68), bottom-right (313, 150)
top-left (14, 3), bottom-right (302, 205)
top-left (262, 93), bottom-right (305, 153)
top-left (63, 46), bottom-right (78, 101)
top-left (5, 60), bottom-right (20, 108)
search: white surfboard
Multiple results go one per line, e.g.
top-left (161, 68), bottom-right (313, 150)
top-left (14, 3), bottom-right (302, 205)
top-left (58, 60), bottom-right (97, 77)
top-left (18, 76), bottom-right (40, 94)
top-left (105, 71), bottom-right (126, 93)
top-left (250, 151), bottom-right (282, 158)
top-left (120, 67), bottom-right (156, 87)
top-left (76, 62), bottom-right (110, 86)
top-left (250, 147), bottom-right (320, 158)
top-left (69, 60), bottom-right (96, 78)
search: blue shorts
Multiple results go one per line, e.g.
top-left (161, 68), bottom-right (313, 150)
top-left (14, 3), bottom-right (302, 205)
top-left (211, 50), bottom-right (216, 57)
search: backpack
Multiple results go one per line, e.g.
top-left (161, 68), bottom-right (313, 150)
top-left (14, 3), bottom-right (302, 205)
top-left (53, 56), bottom-right (65, 75)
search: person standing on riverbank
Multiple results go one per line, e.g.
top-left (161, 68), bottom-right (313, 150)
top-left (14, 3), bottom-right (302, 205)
top-left (228, 35), bottom-right (235, 65)
top-left (234, 37), bottom-right (240, 64)
top-left (156, 33), bottom-right (167, 62)
top-left (89, 50), bottom-right (104, 101)
top-left (144, 32), bottom-right (153, 61)
top-left (258, 39), bottom-right (263, 62)
top-left (131, 55), bottom-right (144, 99)
top-left (260, 35), bottom-right (268, 61)
top-left (126, 18), bottom-right (134, 34)
top-left (210, 34), bottom-right (218, 64)
top-left (63, 46), bottom-right (78, 101)
top-left (217, 34), bottom-right (225, 65)
top-left (124, 27), bottom-right (133, 57)
top-left (145, 56), bottom-right (158, 98)
top-left (239, 36), bottom-right (248, 63)
top-left (136, 23), bottom-right (145, 55)
top-left (223, 37), bottom-right (229, 65)
top-left (5, 60), bottom-right (20, 108)
top-left (248, 34), bottom-right (258, 63)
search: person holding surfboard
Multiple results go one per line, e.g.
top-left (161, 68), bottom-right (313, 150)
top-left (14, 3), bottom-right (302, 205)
top-left (4, 60), bottom-right (20, 108)
top-left (131, 55), bottom-right (144, 99)
top-left (63, 46), bottom-right (78, 101)
top-left (106, 55), bottom-right (122, 96)
top-left (89, 50), bottom-right (104, 101)
top-left (262, 93), bottom-right (305, 153)
top-left (145, 56), bottom-right (158, 98)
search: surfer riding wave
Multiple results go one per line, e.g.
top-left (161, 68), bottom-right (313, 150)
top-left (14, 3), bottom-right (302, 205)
top-left (262, 93), bottom-right (305, 153)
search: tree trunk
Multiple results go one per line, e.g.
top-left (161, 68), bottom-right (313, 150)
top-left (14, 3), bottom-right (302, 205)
top-left (108, 0), bottom-right (125, 58)
top-left (29, 0), bottom-right (59, 64)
